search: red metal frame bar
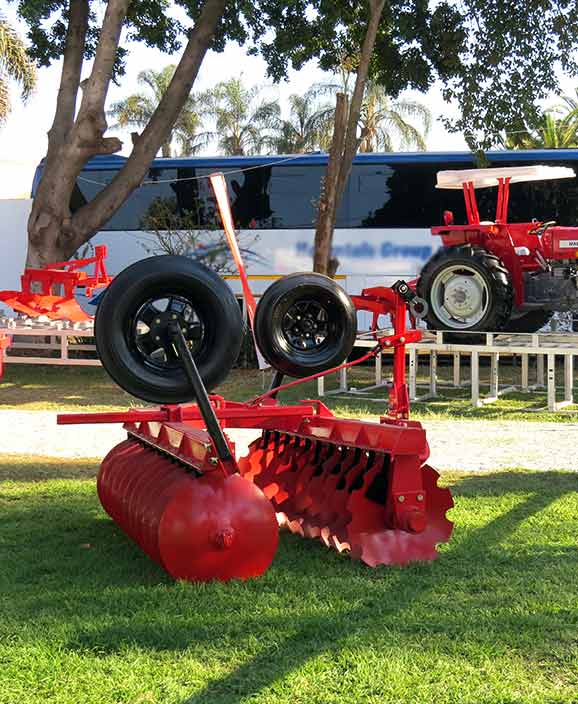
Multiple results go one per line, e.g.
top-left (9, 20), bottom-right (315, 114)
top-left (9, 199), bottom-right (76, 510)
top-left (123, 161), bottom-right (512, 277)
top-left (495, 177), bottom-right (511, 223)
top-left (58, 282), bottom-right (422, 429)
top-left (462, 181), bottom-right (480, 225)
top-left (22, 244), bottom-right (112, 298)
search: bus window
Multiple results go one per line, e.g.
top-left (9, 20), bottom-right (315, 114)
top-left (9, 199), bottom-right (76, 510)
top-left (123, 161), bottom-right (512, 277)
top-left (490, 160), bottom-right (578, 223)
top-left (189, 164), bottom-right (332, 230)
top-left (180, 166), bottom-right (273, 229)
top-left (347, 162), bottom-right (469, 228)
top-left (263, 165), bottom-right (323, 228)
top-left (71, 168), bottom-right (178, 230)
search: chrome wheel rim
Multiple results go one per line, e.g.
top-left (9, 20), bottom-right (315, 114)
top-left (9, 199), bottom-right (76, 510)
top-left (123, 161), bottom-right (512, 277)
top-left (430, 265), bottom-right (490, 329)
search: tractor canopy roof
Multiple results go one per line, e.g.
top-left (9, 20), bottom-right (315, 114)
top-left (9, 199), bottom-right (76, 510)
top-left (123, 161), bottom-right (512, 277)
top-left (436, 165), bottom-right (576, 190)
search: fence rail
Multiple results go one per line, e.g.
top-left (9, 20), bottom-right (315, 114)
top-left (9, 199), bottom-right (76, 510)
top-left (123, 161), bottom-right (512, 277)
top-left (318, 330), bottom-right (578, 412)
top-left (2, 319), bottom-right (578, 412)
top-left (0, 319), bottom-right (99, 367)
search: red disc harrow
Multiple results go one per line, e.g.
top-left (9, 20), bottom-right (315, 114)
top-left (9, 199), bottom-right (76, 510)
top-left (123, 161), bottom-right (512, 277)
top-left (55, 174), bottom-right (453, 583)
top-left (58, 280), bottom-right (453, 581)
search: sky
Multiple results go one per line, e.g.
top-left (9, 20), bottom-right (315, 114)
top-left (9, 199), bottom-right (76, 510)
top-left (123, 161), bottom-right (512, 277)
top-left (0, 3), bottom-right (553, 200)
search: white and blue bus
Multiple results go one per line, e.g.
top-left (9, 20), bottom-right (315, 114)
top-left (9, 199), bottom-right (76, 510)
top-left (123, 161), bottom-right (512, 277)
top-left (32, 149), bottom-right (578, 296)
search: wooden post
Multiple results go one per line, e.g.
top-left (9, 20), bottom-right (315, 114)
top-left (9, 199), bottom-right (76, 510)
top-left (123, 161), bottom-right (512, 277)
top-left (430, 351), bottom-right (437, 396)
top-left (547, 353), bottom-right (556, 411)
top-left (521, 353), bottom-right (529, 391)
top-left (453, 352), bottom-right (461, 387)
top-left (471, 350), bottom-right (480, 407)
top-left (489, 353), bottom-right (499, 399)
top-left (564, 354), bottom-right (574, 405)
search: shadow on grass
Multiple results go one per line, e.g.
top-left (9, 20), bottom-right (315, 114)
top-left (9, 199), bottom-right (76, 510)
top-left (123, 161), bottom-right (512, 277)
top-left (179, 473), bottom-right (577, 703)
top-left (0, 456), bottom-right (98, 482)
top-left (1, 468), bottom-right (576, 703)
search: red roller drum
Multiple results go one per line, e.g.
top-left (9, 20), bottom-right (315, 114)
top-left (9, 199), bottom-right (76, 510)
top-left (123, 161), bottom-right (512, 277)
top-left (97, 436), bottom-right (279, 582)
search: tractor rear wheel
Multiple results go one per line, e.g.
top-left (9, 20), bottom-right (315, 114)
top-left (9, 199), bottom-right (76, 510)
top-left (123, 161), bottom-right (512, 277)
top-left (254, 272), bottom-right (357, 377)
top-left (417, 245), bottom-right (513, 341)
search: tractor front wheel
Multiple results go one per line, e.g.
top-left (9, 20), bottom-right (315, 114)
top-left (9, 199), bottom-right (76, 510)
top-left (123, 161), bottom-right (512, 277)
top-left (417, 246), bottom-right (513, 340)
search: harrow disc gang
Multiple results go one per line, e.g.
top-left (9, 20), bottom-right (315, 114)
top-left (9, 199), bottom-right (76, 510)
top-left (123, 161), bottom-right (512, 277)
top-left (238, 417), bottom-right (453, 567)
top-left (97, 428), bottom-right (279, 582)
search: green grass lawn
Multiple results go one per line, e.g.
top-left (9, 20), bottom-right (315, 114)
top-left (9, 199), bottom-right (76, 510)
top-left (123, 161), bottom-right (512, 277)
top-left (1, 362), bottom-right (578, 422)
top-left (1, 456), bottom-right (577, 704)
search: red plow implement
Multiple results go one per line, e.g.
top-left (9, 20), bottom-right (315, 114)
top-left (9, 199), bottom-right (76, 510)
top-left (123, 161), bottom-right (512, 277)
top-left (0, 244), bottom-right (111, 322)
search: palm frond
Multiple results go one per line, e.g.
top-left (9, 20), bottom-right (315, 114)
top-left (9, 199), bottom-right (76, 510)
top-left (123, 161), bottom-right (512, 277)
top-left (0, 77), bottom-right (9, 124)
top-left (0, 12), bottom-right (36, 117)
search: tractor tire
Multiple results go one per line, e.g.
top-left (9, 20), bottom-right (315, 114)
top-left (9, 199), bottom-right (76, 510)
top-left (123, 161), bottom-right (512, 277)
top-left (254, 272), bottom-right (357, 377)
top-left (417, 245), bottom-right (513, 343)
top-left (95, 256), bottom-right (243, 404)
top-left (503, 310), bottom-right (554, 333)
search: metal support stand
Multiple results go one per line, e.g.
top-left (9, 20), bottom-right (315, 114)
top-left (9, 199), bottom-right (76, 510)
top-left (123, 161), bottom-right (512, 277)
top-left (269, 370), bottom-right (284, 399)
top-left (170, 323), bottom-right (233, 462)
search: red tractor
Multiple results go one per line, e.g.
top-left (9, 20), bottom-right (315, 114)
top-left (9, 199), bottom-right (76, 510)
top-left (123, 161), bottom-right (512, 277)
top-left (417, 165), bottom-right (578, 336)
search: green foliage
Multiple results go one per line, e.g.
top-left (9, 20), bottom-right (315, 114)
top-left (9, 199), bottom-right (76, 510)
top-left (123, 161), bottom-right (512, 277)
top-left (206, 77), bottom-right (280, 155)
top-left (249, 0), bottom-right (578, 150)
top-left (7, 0), bottom-right (251, 73)
top-left (442, 0), bottom-right (578, 149)
top-left (10, 1), bottom-right (578, 151)
top-left (358, 83), bottom-right (431, 152)
top-left (316, 75), bottom-right (432, 152)
top-left (501, 89), bottom-right (578, 149)
top-left (0, 11), bottom-right (36, 123)
top-left (274, 89), bottom-right (334, 153)
top-left (108, 64), bottom-right (211, 156)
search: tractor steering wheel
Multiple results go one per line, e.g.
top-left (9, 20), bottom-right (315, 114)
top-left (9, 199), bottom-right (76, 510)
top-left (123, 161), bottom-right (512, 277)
top-left (529, 220), bottom-right (556, 236)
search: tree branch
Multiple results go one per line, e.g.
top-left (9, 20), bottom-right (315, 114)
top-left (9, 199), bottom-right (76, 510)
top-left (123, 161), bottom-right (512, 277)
top-left (76, 0), bottom-right (130, 122)
top-left (336, 0), bottom-right (385, 201)
top-left (72, 0), bottom-right (228, 239)
top-left (46, 0), bottom-right (89, 153)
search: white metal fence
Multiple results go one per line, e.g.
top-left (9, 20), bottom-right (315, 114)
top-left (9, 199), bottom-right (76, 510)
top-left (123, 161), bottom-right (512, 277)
top-left (318, 330), bottom-right (578, 413)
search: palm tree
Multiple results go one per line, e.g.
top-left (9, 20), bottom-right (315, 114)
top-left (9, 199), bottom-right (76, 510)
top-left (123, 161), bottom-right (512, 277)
top-left (358, 83), bottom-right (431, 152)
top-left (502, 112), bottom-right (578, 149)
top-left (108, 65), bottom-right (210, 157)
top-left (0, 13), bottom-right (37, 124)
top-left (274, 90), bottom-right (334, 153)
top-left (314, 75), bottom-right (431, 152)
top-left (207, 77), bottom-right (280, 155)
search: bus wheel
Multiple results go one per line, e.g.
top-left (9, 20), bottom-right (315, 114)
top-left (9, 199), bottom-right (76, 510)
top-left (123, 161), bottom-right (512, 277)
top-left (95, 256), bottom-right (243, 404)
top-left (254, 273), bottom-right (357, 378)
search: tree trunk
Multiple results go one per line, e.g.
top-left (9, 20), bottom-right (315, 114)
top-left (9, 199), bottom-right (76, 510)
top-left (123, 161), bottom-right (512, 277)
top-left (312, 0), bottom-right (386, 277)
top-left (26, 0), bottom-right (128, 266)
top-left (313, 93), bottom-right (347, 275)
top-left (27, 0), bottom-right (227, 266)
